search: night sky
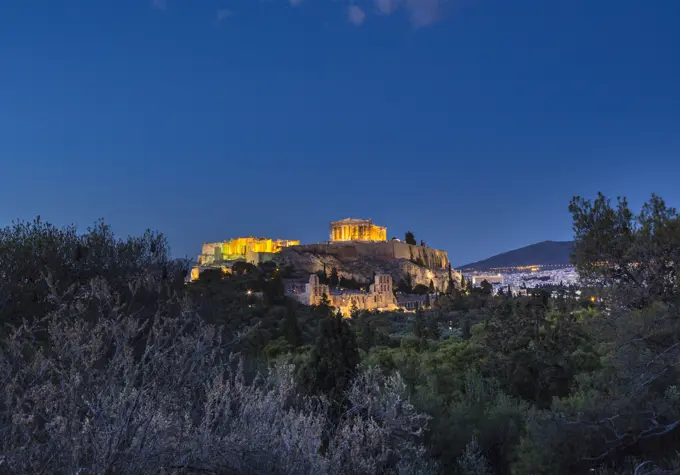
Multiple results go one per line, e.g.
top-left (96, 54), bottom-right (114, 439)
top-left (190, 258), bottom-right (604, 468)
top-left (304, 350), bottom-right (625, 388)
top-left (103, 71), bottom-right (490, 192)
top-left (2, 0), bottom-right (679, 266)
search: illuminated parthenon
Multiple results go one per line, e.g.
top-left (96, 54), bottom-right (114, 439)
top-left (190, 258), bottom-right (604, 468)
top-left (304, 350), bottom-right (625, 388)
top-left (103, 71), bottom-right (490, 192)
top-left (330, 218), bottom-right (387, 242)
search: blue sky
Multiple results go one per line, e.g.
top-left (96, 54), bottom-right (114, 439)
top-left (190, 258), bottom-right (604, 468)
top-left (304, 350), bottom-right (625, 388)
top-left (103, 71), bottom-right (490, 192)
top-left (1, 0), bottom-right (679, 266)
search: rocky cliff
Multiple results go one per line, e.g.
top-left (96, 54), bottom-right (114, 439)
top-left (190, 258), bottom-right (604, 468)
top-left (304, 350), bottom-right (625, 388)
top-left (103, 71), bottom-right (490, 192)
top-left (274, 247), bottom-right (459, 292)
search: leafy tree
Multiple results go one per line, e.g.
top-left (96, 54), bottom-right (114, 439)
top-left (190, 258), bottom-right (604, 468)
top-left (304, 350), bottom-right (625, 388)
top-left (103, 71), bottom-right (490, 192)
top-left (405, 231), bottom-right (417, 246)
top-left (483, 297), bottom-right (595, 407)
top-left (0, 218), bottom-right (182, 337)
top-left (429, 279), bottom-right (436, 294)
top-left (515, 193), bottom-right (680, 474)
top-left (570, 192), bottom-right (680, 308)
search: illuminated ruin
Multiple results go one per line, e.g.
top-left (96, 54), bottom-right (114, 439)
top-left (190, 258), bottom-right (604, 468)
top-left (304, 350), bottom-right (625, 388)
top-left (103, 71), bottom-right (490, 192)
top-left (330, 218), bottom-right (387, 242)
top-left (191, 237), bottom-right (299, 281)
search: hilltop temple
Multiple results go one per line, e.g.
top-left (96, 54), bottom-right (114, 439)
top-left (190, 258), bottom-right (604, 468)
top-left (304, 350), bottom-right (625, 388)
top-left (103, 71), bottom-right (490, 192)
top-left (330, 218), bottom-right (387, 242)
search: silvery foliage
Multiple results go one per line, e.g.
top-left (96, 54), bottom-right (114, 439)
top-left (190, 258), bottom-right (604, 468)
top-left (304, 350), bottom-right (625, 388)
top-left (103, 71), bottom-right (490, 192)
top-left (0, 275), bottom-right (434, 474)
top-left (457, 438), bottom-right (493, 475)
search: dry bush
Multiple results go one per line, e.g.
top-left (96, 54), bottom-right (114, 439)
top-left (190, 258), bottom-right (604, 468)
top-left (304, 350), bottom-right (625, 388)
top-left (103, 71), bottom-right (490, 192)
top-left (0, 274), bottom-right (434, 474)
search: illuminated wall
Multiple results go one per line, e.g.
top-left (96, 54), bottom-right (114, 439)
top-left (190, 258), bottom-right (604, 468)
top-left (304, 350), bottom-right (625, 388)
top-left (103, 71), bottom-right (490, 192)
top-left (330, 218), bottom-right (387, 242)
top-left (292, 273), bottom-right (397, 315)
top-left (198, 237), bottom-right (300, 265)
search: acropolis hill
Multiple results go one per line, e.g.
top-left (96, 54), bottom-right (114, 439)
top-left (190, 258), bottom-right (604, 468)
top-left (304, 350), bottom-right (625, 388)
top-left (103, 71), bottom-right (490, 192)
top-left (191, 218), bottom-right (458, 295)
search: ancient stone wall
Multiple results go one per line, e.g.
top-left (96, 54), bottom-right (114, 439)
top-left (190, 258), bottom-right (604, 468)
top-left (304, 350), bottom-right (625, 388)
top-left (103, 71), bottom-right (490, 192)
top-left (290, 241), bottom-right (449, 270)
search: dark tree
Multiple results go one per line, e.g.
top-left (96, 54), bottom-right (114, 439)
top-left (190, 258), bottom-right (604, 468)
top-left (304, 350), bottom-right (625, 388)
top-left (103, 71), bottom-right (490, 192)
top-left (318, 292), bottom-right (332, 316)
top-left (282, 304), bottom-right (302, 347)
top-left (355, 312), bottom-right (376, 351)
top-left (413, 309), bottom-right (426, 339)
top-left (303, 312), bottom-right (360, 401)
top-left (232, 261), bottom-right (258, 276)
top-left (349, 299), bottom-right (359, 318)
top-left (397, 276), bottom-right (413, 293)
top-left (480, 279), bottom-right (493, 295)
top-left (412, 284), bottom-right (429, 295)
top-left (329, 267), bottom-right (340, 288)
top-left (0, 218), bottom-right (182, 335)
top-left (447, 264), bottom-right (456, 295)
top-left (405, 231), bottom-right (417, 246)
top-left (263, 270), bottom-right (285, 305)
top-left (429, 279), bottom-right (436, 294)
top-left (460, 317), bottom-right (471, 339)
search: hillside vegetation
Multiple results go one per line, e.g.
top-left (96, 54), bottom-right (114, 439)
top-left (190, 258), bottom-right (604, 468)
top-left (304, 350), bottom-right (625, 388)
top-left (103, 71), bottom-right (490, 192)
top-left (1, 193), bottom-right (679, 474)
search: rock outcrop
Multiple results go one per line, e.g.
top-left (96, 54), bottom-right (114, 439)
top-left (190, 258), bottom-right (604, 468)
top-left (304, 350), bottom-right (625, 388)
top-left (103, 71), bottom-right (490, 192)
top-left (274, 247), bottom-right (459, 292)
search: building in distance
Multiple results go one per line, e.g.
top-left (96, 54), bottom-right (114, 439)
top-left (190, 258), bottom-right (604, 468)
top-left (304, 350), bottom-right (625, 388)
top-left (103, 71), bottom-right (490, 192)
top-left (289, 273), bottom-right (398, 315)
top-left (471, 274), bottom-right (504, 286)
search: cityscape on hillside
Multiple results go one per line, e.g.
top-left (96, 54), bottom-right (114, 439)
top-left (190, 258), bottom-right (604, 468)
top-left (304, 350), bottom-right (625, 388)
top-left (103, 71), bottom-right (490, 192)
top-left (456, 240), bottom-right (579, 291)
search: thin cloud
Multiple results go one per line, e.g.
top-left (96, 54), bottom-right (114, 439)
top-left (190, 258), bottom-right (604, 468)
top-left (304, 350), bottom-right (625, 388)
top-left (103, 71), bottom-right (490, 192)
top-left (348, 5), bottom-right (366, 25)
top-left (152, 0), bottom-right (167, 10)
top-left (373, 0), bottom-right (449, 27)
top-left (217, 9), bottom-right (232, 21)
top-left (375, 0), bottom-right (399, 15)
top-left (406, 0), bottom-right (445, 27)
top-left (289, 0), bottom-right (305, 5)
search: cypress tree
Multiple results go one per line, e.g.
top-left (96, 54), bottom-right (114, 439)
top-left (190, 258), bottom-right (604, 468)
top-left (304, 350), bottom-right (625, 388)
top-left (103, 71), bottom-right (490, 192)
top-left (282, 304), bottom-right (302, 347)
top-left (303, 311), bottom-right (360, 401)
top-left (329, 267), bottom-right (339, 288)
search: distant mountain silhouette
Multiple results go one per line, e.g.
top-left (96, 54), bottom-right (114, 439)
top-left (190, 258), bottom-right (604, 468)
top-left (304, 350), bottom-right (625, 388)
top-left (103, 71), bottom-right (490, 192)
top-left (457, 240), bottom-right (574, 271)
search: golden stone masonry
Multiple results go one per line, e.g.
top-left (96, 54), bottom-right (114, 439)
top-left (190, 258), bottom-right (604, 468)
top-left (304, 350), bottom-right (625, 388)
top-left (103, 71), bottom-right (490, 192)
top-left (330, 218), bottom-right (387, 242)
